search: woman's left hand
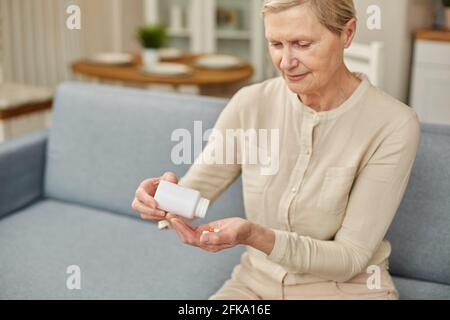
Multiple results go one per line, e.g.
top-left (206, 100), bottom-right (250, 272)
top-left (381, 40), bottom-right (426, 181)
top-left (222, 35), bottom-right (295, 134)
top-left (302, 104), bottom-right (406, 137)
top-left (166, 214), bottom-right (253, 253)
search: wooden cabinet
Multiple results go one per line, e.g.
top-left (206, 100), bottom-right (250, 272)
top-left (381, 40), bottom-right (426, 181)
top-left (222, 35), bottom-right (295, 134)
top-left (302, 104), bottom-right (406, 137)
top-left (410, 31), bottom-right (450, 125)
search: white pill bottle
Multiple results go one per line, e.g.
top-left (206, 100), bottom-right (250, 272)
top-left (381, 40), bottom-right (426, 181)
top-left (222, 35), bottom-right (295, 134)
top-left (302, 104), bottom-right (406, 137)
top-left (154, 180), bottom-right (210, 219)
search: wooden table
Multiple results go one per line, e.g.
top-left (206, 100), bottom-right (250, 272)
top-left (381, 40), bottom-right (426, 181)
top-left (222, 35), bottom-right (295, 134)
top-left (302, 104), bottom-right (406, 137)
top-left (0, 82), bottom-right (52, 142)
top-left (71, 53), bottom-right (254, 97)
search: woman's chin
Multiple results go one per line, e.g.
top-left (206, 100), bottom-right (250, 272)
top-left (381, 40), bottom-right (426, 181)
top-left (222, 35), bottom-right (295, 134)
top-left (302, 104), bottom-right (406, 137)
top-left (286, 82), bottom-right (310, 95)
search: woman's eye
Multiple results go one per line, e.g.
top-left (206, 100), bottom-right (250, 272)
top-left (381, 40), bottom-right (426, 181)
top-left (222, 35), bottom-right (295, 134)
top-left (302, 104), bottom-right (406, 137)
top-left (270, 42), bottom-right (282, 48)
top-left (295, 43), bottom-right (311, 49)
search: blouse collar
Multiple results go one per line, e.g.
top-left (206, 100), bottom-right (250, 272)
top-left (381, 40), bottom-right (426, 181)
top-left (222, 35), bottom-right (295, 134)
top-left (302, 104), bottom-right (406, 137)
top-left (288, 73), bottom-right (371, 121)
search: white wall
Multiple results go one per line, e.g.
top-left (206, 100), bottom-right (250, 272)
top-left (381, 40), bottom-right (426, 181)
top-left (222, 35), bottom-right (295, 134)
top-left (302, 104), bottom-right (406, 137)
top-left (0, 0), bottom-right (144, 88)
top-left (0, 0), bottom-right (437, 100)
top-left (353, 0), bottom-right (435, 103)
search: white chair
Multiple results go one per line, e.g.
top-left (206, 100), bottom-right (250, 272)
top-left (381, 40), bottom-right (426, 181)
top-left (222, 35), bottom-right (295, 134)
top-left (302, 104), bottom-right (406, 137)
top-left (344, 41), bottom-right (385, 88)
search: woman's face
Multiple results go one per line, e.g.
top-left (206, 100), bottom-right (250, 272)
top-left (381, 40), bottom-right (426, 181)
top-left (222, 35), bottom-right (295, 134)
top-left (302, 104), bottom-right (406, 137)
top-left (264, 4), bottom-right (350, 95)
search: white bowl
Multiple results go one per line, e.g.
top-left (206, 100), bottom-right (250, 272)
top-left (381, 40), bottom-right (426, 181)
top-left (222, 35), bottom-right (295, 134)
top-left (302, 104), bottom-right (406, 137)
top-left (140, 63), bottom-right (192, 76)
top-left (195, 54), bottom-right (244, 69)
top-left (87, 52), bottom-right (133, 65)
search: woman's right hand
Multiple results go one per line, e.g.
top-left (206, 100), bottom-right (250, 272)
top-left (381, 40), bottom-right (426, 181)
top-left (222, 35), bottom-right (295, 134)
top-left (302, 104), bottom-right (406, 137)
top-left (131, 171), bottom-right (179, 222)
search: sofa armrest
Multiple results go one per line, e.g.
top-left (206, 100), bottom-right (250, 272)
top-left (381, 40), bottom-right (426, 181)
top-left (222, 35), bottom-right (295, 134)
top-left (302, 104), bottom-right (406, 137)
top-left (0, 129), bottom-right (48, 219)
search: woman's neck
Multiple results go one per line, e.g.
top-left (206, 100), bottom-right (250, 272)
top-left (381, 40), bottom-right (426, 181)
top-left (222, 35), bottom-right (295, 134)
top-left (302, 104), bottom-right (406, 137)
top-left (298, 66), bottom-right (361, 112)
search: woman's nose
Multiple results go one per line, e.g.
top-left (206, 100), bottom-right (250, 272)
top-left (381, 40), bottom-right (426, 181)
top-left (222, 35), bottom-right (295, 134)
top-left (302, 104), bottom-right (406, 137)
top-left (279, 50), bottom-right (299, 71)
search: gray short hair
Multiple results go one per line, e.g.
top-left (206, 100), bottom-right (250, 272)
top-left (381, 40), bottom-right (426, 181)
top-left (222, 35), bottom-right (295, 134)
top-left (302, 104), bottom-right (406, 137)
top-left (262, 0), bottom-right (357, 35)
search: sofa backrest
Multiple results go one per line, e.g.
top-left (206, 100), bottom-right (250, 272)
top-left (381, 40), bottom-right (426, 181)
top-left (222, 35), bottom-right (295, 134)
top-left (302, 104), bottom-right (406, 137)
top-left (46, 83), bottom-right (450, 285)
top-left (387, 123), bottom-right (450, 285)
top-left (44, 82), bottom-right (244, 220)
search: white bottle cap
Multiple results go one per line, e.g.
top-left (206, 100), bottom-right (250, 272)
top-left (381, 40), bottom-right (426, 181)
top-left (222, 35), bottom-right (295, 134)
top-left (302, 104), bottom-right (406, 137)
top-left (194, 197), bottom-right (210, 218)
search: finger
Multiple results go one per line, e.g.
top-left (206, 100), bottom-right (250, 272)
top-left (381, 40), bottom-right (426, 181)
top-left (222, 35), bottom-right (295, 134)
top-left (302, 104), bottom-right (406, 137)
top-left (136, 199), bottom-right (166, 217)
top-left (171, 219), bottom-right (199, 245)
top-left (138, 178), bottom-right (160, 195)
top-left (200, 231), bottom-right (216, 245)
top-left (195, 224), bottom-right (217, 235)
top-left (170, 219), bottom-right (234, 252)
top-left (171, 221), bottom-right (188, 243)
top-left (171, 219), bottom-right (197, 238)
top-left (139, 212), bottom-right (166, 221)
top-left (168, 215), bottom-right (197, 232)
top-left (139, 213), bottom-right (167, 222)
top-left (165, 213), bottom-right (178, 220)
top-left (205, 221), bottom-right (225, 229)
top-left (160, 171), bottom-right (178, 184)
top-left (135, 187), bottom-right (157, 208)
top-left (198, 242), bottom-right (235, 253)
top-left (200, 230), bottom-right (232, 246)
top-left (171, 220), bottom-right (192, 244)
top-left (196, 224), bottom-right (213, 232)
top-left (202, 244), bottom-right (234, 252)
top-left (133, 199), bottom-right (166, 219)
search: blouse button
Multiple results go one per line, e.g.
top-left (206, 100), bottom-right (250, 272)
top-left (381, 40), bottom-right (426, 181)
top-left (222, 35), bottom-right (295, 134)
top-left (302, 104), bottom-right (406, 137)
top-left (291, 187), bottom-right (297, 193)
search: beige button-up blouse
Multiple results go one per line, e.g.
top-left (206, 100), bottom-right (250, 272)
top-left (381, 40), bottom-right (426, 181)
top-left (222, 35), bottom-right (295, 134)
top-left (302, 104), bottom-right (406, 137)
top-left (178, 74), bottom-right (421, 285)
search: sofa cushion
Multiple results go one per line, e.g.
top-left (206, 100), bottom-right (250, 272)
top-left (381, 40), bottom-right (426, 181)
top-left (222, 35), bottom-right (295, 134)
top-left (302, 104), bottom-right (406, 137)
top-left (44, 82), bottom-right (235, 218)
top-left (0, 199), bottom-right (245, 299)
top-left (392, 276), bottom-right (450, 300)
top-left (0, 130), bottom-right (47, 219)
top-left (387, 123), bottom-right (450, 285)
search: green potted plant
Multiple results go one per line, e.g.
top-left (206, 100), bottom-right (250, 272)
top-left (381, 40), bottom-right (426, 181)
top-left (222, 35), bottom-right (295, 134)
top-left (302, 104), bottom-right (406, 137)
top-left (443, 0), bottom-right (450, 30)
top-left (137, 24), bottom-right (167, 68)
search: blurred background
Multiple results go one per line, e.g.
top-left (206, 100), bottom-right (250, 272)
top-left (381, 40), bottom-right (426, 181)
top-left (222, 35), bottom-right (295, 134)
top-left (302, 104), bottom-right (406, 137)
top-left (0, 0), bottom-right (449, 143)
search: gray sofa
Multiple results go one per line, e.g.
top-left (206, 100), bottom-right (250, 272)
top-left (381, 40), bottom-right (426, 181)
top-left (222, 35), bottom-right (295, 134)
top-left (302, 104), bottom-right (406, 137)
top-left (0, 82), bottom-right (449, 300)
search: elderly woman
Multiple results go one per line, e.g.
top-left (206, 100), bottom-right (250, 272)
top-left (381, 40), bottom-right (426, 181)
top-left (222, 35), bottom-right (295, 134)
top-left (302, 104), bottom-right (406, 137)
top-left (132, 0), bottom-right (420, 300)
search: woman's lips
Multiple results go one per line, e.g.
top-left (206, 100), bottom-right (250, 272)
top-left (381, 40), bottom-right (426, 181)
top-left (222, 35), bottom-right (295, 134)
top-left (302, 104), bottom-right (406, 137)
top-left (286, 72), bottom-right (310, 81)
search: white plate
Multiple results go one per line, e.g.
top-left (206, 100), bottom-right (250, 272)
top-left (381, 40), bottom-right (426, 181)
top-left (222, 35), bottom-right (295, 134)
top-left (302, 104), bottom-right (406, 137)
top-left (158, 48), bottom-right (183, 60)
top-left (195, 54), bottom-right (244, 69)
top-left (141, 63), bottom-right (192, 76)
top-left (87, 52), bottom-right (133, 65)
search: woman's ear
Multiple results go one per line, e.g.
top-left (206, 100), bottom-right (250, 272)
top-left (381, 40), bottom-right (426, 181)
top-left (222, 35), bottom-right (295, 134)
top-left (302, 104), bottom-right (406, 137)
top-left (342, 17), bottom-right (357, 48)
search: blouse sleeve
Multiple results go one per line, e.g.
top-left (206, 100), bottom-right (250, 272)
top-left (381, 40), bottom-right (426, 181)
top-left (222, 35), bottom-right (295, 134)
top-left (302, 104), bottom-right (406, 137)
top-left (177, 89), bottom-right (245, 204)
top-left (267, 112), bottom-right (421, 282)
